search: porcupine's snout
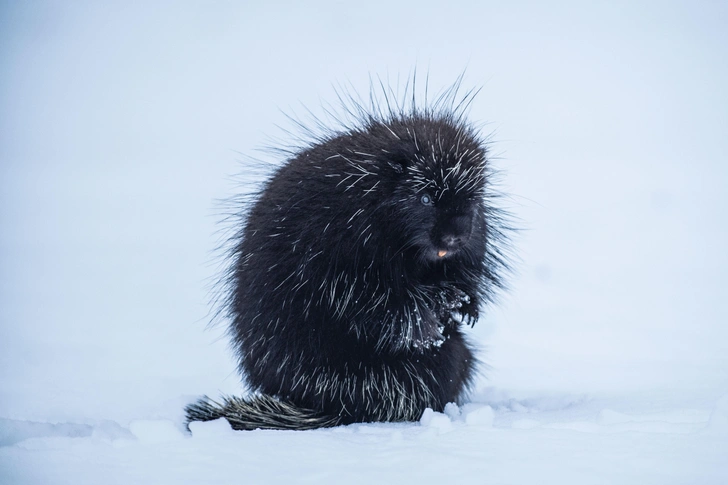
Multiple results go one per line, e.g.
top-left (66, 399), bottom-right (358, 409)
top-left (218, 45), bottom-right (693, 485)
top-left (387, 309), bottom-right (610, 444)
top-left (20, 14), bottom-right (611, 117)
top-left (434, 212), bottom-right (473, 258)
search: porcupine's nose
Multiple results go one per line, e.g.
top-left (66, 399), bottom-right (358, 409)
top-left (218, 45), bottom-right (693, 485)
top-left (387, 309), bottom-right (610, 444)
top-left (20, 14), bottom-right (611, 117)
top-left (442, 235), bottom-right (463, 248)
top-left (436, 233), bottom-right (466, 258)
top-left (435, 213), bottom-right (473, 257)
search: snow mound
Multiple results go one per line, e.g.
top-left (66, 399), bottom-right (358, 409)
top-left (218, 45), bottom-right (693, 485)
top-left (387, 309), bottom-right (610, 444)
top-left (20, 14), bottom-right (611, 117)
top-left (461, 404), bottom-right (495, 427)
top-left (419, 408), bottom-right (452, 432)
top-left (188, 418), bottom-right (235, 439)
top-left (129, 420), bottom-right (185, 444)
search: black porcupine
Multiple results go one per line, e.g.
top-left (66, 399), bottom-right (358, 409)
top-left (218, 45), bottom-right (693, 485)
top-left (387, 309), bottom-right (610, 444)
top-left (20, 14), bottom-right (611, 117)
top-left (185, 80), bottom-right (510, 431)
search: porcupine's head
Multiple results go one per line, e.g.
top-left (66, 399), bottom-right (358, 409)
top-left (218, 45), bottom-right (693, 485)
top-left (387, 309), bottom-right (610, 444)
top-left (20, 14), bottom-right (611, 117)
top-left (395, 116), bottom-right (486, 264)
top-left (357, 111), bottom-right (490, 268)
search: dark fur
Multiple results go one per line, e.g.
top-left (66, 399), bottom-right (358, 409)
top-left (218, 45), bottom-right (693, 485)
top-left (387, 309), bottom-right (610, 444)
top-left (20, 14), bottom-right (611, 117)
top-left (186, 79), bottom-right (510, 430)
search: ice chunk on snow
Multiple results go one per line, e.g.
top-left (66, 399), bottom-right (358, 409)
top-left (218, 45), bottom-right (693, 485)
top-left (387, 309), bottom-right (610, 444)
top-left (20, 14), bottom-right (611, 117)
top-left (443, 402), bottom-right (461, 420)
top-left (461, 404), bottom-right (494, 427)
top-left (419, 408), bottom-right (452, 431)
top-left (188, 418), bottom-right (235, 438)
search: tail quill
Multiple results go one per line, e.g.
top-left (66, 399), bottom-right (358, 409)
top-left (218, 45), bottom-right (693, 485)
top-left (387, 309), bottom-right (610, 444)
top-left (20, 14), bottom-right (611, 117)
top-left (185, 394), bottom-right (341, 431)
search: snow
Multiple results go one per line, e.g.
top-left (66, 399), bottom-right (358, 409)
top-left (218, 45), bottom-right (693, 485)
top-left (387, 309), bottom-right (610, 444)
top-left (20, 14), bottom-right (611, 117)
top-left (1, 1), bottom-right (727, 483)
top-left (2, 395), bottom-right (726, 484)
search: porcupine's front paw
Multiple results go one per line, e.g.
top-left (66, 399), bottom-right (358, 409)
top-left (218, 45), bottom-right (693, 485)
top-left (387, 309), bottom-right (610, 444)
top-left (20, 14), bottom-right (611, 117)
top-left (436, 287), bottom-right (478, 327)
top-left (458, 295), bottom-right (479, 327)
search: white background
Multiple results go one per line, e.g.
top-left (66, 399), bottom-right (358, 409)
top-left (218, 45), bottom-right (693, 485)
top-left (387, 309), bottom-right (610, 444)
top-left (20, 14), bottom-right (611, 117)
top-left (1, 1), bottom-right (727, 483)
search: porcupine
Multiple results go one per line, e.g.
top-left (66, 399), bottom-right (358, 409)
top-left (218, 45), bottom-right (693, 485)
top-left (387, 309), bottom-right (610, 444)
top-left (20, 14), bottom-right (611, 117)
top-left (185, 78), bottom-right (510, 430)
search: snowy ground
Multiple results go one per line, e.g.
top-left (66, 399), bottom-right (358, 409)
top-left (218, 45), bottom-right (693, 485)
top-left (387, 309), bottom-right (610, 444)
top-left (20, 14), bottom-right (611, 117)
top-left (1, 1), bottom-right (727, 484)
top-left (2, 392), bottom-right (727, 485)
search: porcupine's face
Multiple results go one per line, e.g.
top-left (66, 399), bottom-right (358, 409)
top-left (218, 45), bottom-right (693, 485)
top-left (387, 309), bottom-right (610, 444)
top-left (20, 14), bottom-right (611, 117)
top-left (387, 126), bottom-right (487, 263)
top-left (402, 179), bottom-right (482, 263)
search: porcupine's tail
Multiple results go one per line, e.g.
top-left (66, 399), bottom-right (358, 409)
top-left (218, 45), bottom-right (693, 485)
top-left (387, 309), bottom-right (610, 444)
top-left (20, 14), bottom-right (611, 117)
top-left (185, 394), bottom-right (342, 431)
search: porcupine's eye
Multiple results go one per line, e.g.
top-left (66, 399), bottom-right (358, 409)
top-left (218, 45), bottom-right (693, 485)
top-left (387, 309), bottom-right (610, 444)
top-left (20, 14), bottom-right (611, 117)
top-left (420, 194), bottom-right (434, 206)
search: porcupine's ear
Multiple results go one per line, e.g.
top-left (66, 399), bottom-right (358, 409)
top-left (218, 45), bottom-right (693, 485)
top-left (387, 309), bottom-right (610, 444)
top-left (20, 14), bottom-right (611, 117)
top-left (384, 145), bottom-right (415, 175)
top-left (387, 158), bottom-right (405, 174)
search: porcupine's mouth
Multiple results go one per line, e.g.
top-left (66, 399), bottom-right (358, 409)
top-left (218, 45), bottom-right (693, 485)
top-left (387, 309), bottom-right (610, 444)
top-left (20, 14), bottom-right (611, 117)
top-left (434, 245), bottom-right (463, 259)
top-left (421, 245), bottom-right (455, 262)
